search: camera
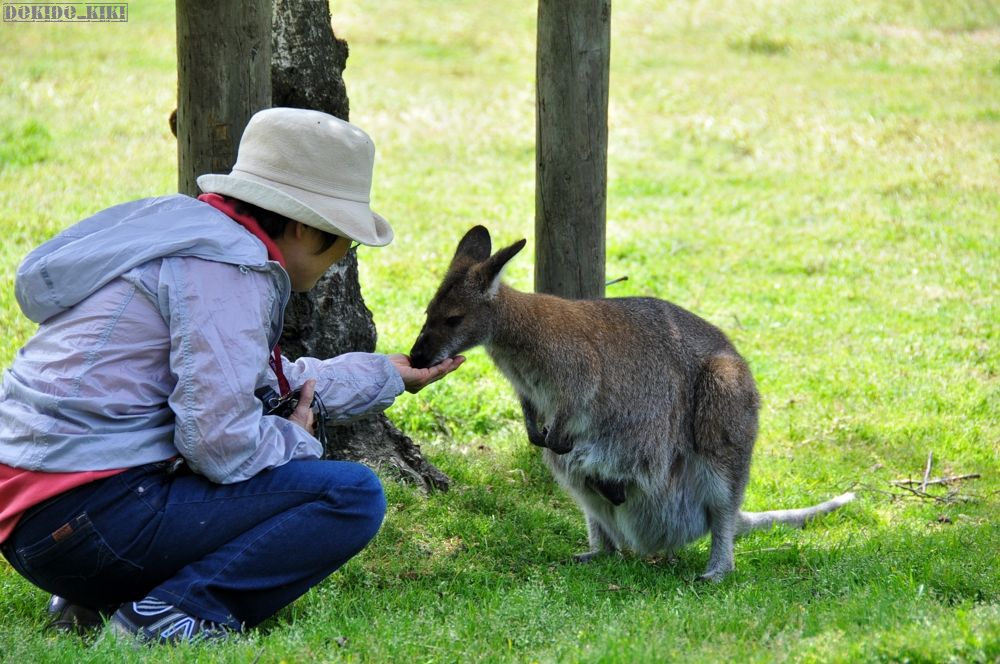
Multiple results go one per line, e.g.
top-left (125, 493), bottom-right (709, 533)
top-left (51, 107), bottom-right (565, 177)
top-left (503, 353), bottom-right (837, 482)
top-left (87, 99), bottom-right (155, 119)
top-left (256, 385), bottom-right (304, 418)
top-left (255, 385), bottom-right (328, 446)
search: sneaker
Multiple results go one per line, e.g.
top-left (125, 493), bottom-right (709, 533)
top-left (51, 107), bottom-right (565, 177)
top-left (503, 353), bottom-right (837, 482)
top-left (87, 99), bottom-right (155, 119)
top-left (46, 595), bottom-right (111, 634)
top-left (109, 597), bottom-right (231, 645)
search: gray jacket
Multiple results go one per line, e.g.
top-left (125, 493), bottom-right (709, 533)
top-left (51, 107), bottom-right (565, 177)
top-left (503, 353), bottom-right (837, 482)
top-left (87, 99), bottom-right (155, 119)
top-left (0, 195), bottom-right (404, 483)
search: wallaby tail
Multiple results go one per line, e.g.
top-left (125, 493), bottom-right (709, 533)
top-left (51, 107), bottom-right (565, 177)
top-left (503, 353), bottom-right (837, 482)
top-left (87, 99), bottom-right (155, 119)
top-left (736, 492), bottom-right (855, 536)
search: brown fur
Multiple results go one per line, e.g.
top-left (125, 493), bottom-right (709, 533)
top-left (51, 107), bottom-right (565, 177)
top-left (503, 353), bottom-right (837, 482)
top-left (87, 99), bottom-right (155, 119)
top-left (409, 226), bottom-right (855, 580)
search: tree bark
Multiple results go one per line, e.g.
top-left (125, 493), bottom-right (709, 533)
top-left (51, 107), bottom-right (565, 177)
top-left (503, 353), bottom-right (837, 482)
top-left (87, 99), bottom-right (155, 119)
top-left (175, 0), bottom-right (271, 196)
top-left (535, 0), bottom-right (611, 300)
top-left (271, 0), bottom-right (450, 492)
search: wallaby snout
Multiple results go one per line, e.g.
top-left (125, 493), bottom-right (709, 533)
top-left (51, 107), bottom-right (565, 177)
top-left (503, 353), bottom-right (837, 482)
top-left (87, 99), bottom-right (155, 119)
top-left (407, 314), bottom-right (470, 370)
top-left (408, 327), bottom-right (440, 370)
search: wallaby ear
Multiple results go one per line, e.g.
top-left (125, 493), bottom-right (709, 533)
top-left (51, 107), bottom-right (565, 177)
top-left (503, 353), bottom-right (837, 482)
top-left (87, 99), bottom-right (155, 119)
top-left (453, 225), bottom-right (492, 263)
top-left (476, 238), bottom-right (527, 297)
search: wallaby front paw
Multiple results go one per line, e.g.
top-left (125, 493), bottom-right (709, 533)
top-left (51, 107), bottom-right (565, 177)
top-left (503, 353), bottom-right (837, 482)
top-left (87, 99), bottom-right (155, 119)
top-left (544, 428), bottom-right (574, 454)
top-left (526, 428), bottom-right (547, 447)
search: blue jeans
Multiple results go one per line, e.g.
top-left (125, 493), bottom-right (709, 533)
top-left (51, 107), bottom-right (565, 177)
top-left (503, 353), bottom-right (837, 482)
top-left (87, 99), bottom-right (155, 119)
top-left (0, 459), bottom-right (386, 630)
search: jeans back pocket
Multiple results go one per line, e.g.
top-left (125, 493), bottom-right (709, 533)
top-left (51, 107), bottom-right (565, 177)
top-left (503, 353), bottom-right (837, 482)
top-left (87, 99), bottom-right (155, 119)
top-left (14, 511), bottom-right (142, 589)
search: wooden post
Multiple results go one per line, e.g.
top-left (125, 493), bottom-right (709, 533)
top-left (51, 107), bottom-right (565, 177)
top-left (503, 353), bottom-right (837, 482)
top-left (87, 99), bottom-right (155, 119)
top-left (175, 0), bottom-right (272, 196)
top-left (535, 0), bottom-right (611, 299)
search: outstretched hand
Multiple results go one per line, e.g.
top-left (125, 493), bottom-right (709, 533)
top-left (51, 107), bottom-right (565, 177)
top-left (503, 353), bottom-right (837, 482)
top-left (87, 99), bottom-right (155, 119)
top-left (388, 354), bottom-right (465, 393)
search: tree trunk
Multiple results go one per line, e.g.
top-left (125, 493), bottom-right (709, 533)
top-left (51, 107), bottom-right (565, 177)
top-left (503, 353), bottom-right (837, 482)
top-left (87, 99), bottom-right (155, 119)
top-left (535, 0), bottom-right (611, 300)
top-left (175, 0), bottom-right (271, 196)
top-left (271, 0), bottom-right (450, 492)
top-left (174, 0), bottom-right (450, 491)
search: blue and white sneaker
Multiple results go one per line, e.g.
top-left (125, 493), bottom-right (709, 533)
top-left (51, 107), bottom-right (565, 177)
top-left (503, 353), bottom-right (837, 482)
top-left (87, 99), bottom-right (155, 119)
top-left (109, 597), bottom-right (231, 644)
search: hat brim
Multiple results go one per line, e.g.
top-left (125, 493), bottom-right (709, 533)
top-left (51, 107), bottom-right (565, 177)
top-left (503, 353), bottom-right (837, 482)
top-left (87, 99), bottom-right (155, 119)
top-left (196, 172), bottom-right (393, 247)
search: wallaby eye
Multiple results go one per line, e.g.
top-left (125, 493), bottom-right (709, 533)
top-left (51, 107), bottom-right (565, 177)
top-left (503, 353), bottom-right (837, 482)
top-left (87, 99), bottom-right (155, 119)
top-left (444, 315), bottom-right (464, 328)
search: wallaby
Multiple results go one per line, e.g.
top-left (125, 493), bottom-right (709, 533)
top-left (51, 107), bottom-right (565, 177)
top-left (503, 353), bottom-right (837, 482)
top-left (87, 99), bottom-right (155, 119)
top-left (409, 226), bottom-right (855, 581)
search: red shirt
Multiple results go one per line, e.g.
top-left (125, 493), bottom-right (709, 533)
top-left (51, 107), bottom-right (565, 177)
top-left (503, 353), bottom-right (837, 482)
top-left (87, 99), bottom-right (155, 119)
top-left (0, 465), bottom-right (122, 543)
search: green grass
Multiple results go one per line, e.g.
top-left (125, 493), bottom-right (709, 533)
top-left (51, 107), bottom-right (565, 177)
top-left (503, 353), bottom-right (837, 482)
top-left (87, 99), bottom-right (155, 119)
top-left (1, 0), bottom-right (998, 661)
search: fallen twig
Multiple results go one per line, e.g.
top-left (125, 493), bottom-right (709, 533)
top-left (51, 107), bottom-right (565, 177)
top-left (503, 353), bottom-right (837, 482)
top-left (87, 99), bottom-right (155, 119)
top-left (920, 450), bottom-right (933, 493)
top-left (893, 483), bottom-right (939, 502)
top-left (879, 455), bottom-right (985, 504)
top-left (890, 473), bottom-right (981, 487)
top-left (891, 482), bottom-right (978, 504)
top-left (855, 472), bottom-right (985, 504)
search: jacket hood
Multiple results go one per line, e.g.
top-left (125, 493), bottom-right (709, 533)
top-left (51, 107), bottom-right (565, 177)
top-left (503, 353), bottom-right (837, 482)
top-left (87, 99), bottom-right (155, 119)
top-left (16, 194), bottom-right (270, 323)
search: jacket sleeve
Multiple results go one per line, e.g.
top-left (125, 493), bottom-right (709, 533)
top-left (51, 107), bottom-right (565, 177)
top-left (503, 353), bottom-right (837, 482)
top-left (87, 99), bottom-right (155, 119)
top-left (277, 352), bottom-right (405, 423)
top-left (160, 257), bottom-right (323, 484)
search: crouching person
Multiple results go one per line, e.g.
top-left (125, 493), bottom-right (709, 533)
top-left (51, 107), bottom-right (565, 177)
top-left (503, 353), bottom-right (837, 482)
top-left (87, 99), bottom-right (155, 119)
top-left (0, 108), bottom-right (463, 644)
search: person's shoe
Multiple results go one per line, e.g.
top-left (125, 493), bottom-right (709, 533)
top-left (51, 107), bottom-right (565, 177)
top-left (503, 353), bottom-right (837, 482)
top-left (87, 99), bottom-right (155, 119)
top-left (109, 597), bottom-right (231, 644)
top-left (45, 595), bottom-right (109, 634)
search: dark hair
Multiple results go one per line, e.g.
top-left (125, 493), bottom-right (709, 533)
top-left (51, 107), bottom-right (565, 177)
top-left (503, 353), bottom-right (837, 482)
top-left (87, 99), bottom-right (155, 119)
top-left (229, 198), bottom-right (340, 254)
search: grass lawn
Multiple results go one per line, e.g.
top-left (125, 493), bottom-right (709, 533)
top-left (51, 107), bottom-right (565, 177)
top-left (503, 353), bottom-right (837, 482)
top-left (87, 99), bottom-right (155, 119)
top-left (1, 0), bottom-right (998, 661)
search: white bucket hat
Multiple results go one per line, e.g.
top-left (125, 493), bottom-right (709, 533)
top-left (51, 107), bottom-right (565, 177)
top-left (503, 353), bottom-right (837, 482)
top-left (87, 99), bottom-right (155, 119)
top-left (196, 107), bottom-right (393, 246)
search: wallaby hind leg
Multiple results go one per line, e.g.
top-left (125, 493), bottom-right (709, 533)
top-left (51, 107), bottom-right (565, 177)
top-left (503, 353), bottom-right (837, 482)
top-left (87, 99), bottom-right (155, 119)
top-left (700, 501), bottom-right (739, 582)
top-left (693, 353), bottom-right (760, 582)
top-left (574, 513), bottom-right (618, 563)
